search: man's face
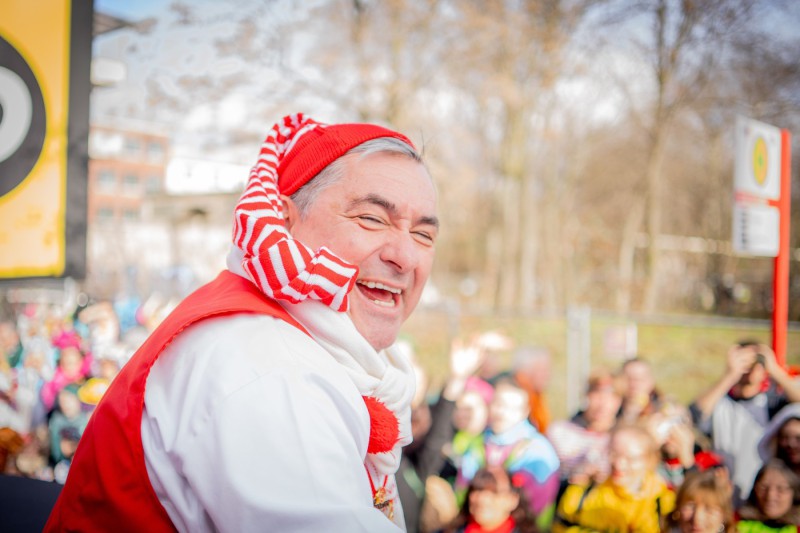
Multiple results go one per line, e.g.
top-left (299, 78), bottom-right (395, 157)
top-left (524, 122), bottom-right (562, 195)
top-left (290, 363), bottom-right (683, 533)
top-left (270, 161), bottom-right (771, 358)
top-left (733, 361), bottom-right (766, 399)
top-left (285, 152), bottom-right (438, 351)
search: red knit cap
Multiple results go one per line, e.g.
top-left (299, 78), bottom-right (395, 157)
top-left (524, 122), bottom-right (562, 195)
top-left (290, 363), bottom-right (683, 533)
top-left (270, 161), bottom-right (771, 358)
top-left (277, 123), bottom-right (414, 196)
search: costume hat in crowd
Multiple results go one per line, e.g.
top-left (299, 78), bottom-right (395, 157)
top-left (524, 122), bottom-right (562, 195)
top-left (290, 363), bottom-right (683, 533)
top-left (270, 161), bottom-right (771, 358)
top-left (232, 113), bottom-right (416, 313)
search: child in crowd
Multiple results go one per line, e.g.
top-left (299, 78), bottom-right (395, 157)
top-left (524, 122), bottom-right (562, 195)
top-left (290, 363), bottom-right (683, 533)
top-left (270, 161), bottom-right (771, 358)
top-left (440, 377), bottom-right (494, 483)
top-left (441, 465), bottom-right (538, 533)
top-left (664, 469), bottom-right (735, 533)
top-left (40, 330), bottom-right (92, 412)
top-left (48, 383), bottom-right (89, 465)
top-left (554, 424), bottom-right (675, 533)
top-left (53, 426), bottom-right (81, 484)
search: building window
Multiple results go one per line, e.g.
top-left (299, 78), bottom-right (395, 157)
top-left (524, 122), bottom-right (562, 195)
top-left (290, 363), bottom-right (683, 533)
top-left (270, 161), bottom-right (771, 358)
top-left (122, 174), bottom-right (139, 194)
top-left (147, 141), bottom-right (165, 162)
top-left (89, 131), bottom-right (124, 158)
top-left (96, 208), bottom-right (115, 222)
top-left (145, 175), bottom-right (162, 193)
top-left (97, 170), bottom-right (116, 192)
top-left (124, 137), bottom-right (141, 156)
top-left (122, 209), bottom-right (139, 221)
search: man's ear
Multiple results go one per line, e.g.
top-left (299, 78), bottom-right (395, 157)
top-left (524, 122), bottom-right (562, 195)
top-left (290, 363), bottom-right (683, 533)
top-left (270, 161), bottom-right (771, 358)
top-left (281, 194), bottom-right (299, 232)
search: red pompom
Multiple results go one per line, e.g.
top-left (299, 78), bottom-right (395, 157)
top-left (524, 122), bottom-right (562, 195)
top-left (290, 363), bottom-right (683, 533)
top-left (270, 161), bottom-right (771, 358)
top-left (362, 396), bottom-right (399, 454)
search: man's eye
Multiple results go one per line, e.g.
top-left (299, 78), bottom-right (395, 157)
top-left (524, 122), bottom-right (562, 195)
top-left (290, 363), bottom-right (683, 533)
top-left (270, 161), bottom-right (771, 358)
top-left (358, 215), bottom-right (384, 225)
top-left (413, 231), bottom-right (435, 245)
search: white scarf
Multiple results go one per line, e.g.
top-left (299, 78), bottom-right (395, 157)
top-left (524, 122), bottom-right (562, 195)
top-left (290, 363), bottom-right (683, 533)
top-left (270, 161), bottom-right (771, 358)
top-left (227, 246), bottom-right (414, 488)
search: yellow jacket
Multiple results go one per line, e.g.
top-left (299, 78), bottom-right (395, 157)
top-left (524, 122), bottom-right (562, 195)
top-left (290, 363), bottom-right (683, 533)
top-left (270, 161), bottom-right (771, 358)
top-left (554, 474), bottom-right (675, 533)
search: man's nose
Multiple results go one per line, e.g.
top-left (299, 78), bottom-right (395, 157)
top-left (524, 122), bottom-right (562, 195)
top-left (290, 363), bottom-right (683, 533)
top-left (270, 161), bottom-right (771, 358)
top-left (380, 230), bottom-right (419, 272)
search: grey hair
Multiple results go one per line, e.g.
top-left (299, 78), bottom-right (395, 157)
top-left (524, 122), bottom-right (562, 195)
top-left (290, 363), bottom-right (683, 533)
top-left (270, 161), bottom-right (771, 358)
top-left (511, 345), bottom-right (551, 371)
top-left (289, 137), bottom-right (424, 218)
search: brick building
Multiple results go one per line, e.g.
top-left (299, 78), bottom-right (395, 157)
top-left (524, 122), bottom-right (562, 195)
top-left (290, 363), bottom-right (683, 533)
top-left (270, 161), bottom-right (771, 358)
top-left (87, 120), bottom-right (170, 226)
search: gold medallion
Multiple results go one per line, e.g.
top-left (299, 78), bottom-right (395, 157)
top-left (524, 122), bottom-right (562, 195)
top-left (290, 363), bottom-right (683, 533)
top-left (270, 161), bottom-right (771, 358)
top-left (373, 487), bottom-right (387, 507)
top-left (373, 487), bottom-right (394, 519)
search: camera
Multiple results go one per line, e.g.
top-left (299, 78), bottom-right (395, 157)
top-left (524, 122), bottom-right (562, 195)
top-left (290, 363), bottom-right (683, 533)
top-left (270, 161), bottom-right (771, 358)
top-left (656, 416), bottom-right (682, 440)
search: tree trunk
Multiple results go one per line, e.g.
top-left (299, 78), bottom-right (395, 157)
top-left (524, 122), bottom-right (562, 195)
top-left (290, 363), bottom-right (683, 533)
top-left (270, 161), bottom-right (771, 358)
top-left (617, 198), bottom-right (646, 314)
top-left (641, 127), bottom-right (668, 313)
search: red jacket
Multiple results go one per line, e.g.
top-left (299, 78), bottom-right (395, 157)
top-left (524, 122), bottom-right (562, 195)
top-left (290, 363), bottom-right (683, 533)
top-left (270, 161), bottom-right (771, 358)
top-left (45, 271), bottom-right (307, 532)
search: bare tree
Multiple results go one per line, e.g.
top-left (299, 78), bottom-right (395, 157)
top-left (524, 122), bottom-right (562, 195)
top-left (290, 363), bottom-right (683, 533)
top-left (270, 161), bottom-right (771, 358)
top-left (91, 0), bottom-right (800, 319)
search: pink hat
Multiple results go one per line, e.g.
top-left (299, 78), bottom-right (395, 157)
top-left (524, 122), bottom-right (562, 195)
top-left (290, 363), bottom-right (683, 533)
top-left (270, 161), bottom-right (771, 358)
top-left (465, 377), bottom-right (494, 405)
top-left (52, 330), bottom-right (83, 351)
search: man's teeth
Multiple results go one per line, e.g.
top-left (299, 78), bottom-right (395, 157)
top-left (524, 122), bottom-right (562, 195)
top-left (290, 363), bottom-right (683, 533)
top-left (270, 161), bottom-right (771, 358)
top-left (357, 280), bottom-right (399, 308)
top-left (358, 281), bottom-right (401, 294)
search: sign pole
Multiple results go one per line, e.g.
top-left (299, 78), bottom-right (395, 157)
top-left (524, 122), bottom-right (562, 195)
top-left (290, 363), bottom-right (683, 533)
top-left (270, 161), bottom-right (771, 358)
top-left (773, 129), bottom-right (792, 367)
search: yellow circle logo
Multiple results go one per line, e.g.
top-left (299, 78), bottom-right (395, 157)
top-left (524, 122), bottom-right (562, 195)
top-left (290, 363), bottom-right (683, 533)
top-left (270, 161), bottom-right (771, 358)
top-left (752, 136), bottom-right (768, 186)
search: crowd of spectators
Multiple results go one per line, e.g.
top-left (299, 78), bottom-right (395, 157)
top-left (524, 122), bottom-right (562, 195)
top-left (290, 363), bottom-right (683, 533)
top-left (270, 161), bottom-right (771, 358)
top-left (0, 294), bottom-right (175, 485)
top-left (399, 333), bottom-right (800, 533)
top-left (2, 298), bottom-right (800, 532)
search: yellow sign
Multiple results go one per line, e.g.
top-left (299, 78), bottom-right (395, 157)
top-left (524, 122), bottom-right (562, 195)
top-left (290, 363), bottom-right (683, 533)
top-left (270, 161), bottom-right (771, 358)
top-left (752, 136), bottom-right (768, 186)
top-left (0, 0), bottom-right (90, 279)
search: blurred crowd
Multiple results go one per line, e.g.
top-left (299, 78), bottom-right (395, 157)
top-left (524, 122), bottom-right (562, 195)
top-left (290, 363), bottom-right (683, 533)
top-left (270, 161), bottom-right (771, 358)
top-left (0, 294), bottom-right (175, 485)
top-left (397, 333), bottom-right (800, 533)
top-left (2, 300), bottom-right (800, 532)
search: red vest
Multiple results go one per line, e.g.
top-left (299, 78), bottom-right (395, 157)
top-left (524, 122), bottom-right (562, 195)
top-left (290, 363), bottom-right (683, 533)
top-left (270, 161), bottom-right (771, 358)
top-left (45, 271), bottom-right (308, 532)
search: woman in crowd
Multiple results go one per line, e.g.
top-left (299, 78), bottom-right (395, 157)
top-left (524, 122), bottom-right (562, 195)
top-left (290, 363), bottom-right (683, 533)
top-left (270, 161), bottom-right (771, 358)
top-left (554, 423), bottom-right (675, 533)
top-left (547, 367), bottom-right (622, 485)
top-left (759, 403), bottom-right (800, 478)
top-left (737, 459), bottom-right (800, 532)
top-left (441, 465), bottom-right (538, 533)
top-left (617, 358), bottom-right (664, 424)
top-left (664, 470), bottom-right (734, 533)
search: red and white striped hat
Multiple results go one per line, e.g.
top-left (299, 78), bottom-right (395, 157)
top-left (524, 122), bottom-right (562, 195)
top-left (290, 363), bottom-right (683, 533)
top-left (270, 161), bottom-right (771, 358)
top-left (232, 113), bottom-right (415, 312)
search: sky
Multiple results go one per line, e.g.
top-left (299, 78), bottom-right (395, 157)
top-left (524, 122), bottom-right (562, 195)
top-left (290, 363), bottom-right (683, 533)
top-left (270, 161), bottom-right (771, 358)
top-left (95, 0), bottom-right (169, 20)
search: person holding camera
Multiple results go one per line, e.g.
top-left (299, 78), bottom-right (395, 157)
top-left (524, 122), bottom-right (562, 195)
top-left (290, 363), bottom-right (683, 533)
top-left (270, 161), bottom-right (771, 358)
top-left (690, 341), bottom-right (800, 507)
